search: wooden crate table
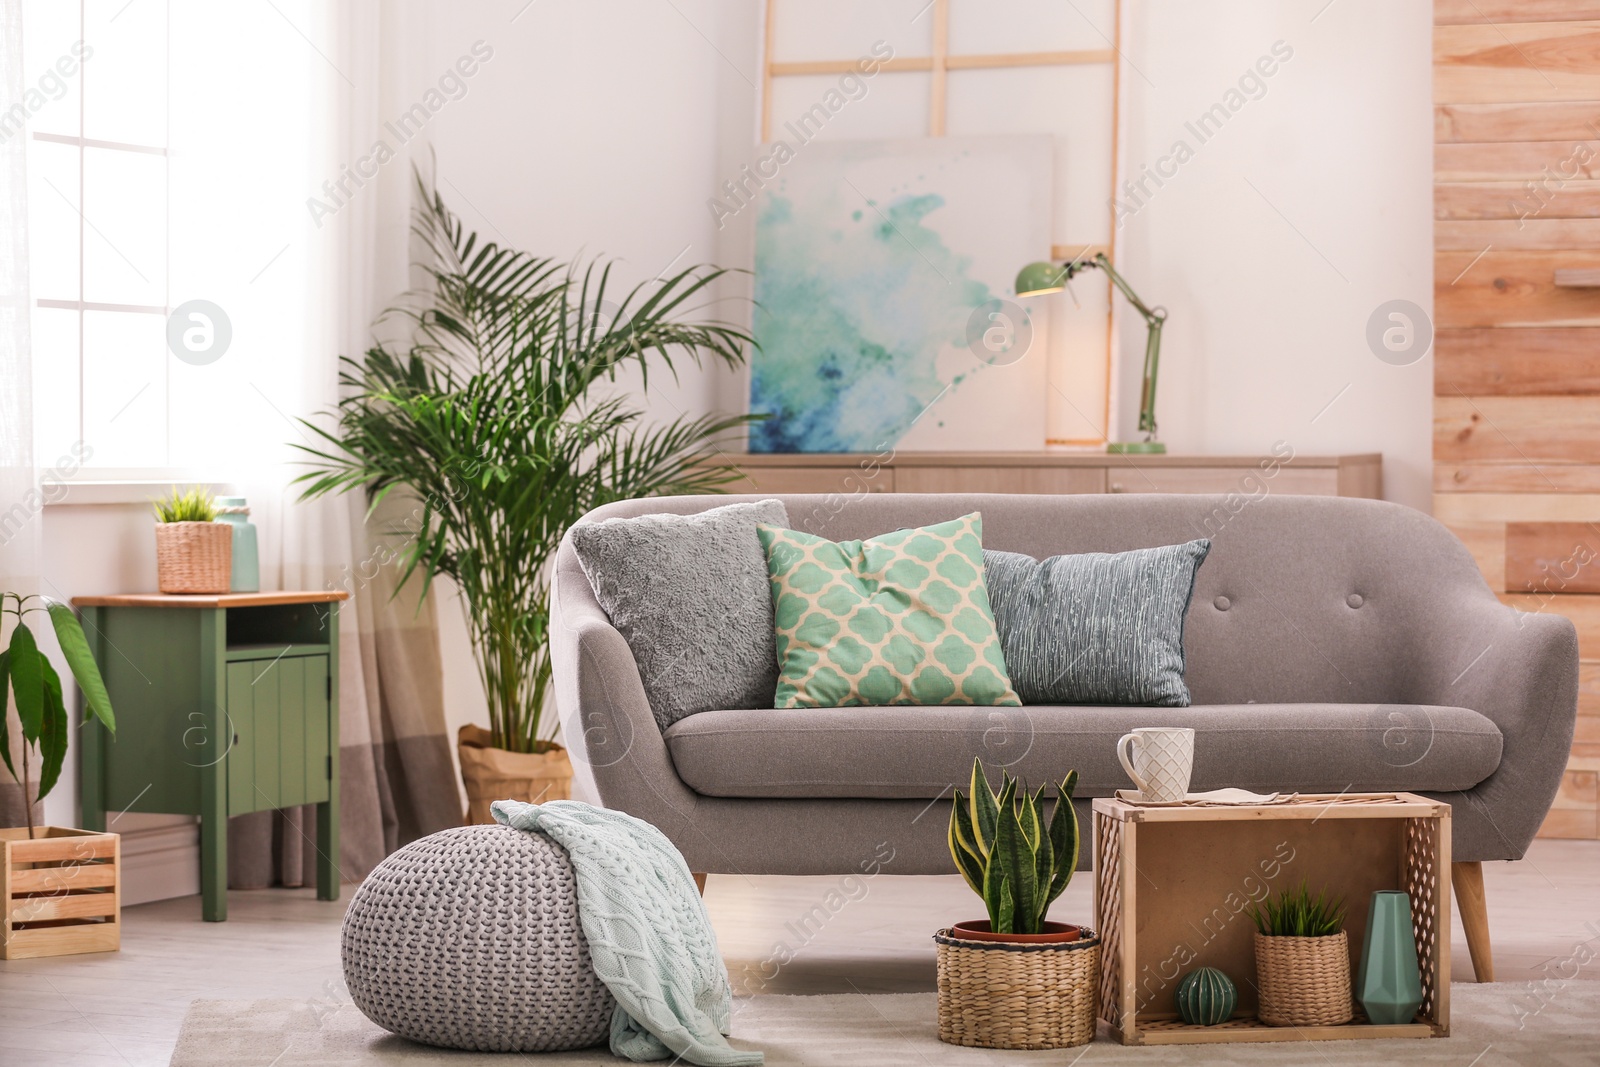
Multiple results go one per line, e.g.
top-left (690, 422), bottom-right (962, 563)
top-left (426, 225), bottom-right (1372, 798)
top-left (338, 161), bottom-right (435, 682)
top-left (1, 827), bottom-right (120, 959)
top-left (72, 591), bottom-right (347, 922)
top-left (1093, 792), bottom-right (1450, 1045)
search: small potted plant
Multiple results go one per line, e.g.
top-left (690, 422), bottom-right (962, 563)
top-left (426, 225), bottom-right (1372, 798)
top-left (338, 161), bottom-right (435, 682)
top-left (935, 759), bottom-right (1099, 1050)
top-left (1248, 879), bottom-right (1352, 1026)
top-left (2, 593), bottom-right (120, 958)
top-left (152, 486), bottom-right (232, 594)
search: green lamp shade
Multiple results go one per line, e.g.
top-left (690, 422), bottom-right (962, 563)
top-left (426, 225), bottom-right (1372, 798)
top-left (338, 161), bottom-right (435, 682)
top-left (1015, 261), bottom-right (1066, 297)
top-left (1175, 967), bottom-right (1236, 1026)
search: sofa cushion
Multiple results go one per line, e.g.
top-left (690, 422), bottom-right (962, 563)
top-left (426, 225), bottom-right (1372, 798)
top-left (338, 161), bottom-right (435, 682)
top-left (985, 541), bottom-right (1210, 707)
top-left (662, 703), bottom-right (1503, 799)
top-left (758, 512), bottom-right (1020, 708)
top-left (570, 498), bottom-right (789, 730)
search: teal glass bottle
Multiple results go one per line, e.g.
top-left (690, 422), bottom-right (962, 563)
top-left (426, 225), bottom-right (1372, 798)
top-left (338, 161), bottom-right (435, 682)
top-left (1357, 890), bottom-right (1424, 1025)
top-left (215, 496), bottom-right (259, 593)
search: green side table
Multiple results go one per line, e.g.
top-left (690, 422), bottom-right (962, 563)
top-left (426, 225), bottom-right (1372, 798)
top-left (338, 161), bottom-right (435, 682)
top-left (72, 591), bottom-right (348, 921)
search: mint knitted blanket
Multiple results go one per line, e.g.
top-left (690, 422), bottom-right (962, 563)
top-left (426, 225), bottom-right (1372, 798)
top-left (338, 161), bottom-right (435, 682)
top-left (491, 799), bottom-right (762, 1066)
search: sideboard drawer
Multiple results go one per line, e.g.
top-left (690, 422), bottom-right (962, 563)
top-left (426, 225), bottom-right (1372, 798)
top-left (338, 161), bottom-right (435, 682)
top-left (725, 464), bottom-right (894, 496)
top-left (1107, 467), bottom-right (1340, 496)
top-left (895, 466), bottom-right (1106, 494)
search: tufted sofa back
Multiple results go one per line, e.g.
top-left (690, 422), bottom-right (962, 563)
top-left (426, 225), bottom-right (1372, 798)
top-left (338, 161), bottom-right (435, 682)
top-left (564, 492), bottom-right (1489, 709)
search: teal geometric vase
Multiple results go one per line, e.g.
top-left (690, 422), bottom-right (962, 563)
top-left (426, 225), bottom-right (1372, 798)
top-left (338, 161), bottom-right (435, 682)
top-left (215, 495), bottom-right (260, 593)
top-left (1357, 890), bottom-right (1424, 1025)
top-left (1175, 966), bottom-right (1236, 1026)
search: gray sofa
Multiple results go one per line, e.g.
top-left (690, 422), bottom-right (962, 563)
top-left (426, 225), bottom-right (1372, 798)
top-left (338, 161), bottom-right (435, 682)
top-left (552, 492), bottom-right (1578, 981)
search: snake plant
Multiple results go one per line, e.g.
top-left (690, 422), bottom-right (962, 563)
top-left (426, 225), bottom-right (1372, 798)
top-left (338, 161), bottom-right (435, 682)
top-left (948, 758), bottom-right (1080, 935)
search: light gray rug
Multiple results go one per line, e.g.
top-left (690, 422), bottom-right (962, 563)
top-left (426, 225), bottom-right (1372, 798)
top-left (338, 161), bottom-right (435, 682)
top-left (170, 983), bottom-right (1597, 1066)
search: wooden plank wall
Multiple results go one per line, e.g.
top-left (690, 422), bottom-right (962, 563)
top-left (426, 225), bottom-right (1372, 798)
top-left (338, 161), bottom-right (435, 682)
top-left (1435, 0), bottom-right (1600, 839)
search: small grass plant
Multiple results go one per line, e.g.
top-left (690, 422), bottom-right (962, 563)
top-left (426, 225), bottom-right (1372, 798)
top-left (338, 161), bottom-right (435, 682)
top-left (152, 486), bottom-right (218, 523)
top-left (1246, 878), bottom-right (1346, 938)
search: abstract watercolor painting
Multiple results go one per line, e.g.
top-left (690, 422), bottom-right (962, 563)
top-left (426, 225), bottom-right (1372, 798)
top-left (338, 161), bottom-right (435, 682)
top-left (748, 136), bottom-right (1052, 453)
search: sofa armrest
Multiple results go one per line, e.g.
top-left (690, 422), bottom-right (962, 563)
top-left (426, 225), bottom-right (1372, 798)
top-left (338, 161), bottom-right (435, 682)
top-left (551, 542), bottom-right (724, 849)
top-left (1408, 589), bottom-right (1578, 859)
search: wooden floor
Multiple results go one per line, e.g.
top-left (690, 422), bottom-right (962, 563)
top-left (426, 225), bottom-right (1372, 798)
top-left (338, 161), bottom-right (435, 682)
top-left (1, 839), bottom-right (1597, 1065)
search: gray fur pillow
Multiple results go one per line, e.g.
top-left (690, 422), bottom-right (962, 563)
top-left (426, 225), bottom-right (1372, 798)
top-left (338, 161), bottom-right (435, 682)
top-left (570, 499), bottom-right (789, 729)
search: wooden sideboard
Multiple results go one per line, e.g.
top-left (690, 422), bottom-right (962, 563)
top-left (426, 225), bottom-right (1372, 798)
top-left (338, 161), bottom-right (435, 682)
top-left (717, 452), bottom-right (1383, 499)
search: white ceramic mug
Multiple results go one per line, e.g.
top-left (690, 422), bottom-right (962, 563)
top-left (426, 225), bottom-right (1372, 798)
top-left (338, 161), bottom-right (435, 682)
top-left (1116, 727), bottom-right (1195, 803)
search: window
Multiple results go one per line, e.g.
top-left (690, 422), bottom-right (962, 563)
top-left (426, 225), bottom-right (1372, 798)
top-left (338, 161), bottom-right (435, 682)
top-left (21, 0), bottom-right (320, 477)
top-left (22, 0), bottom-right (169, 468)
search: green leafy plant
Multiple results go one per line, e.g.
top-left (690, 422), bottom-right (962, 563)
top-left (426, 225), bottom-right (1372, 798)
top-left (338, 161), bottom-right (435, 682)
top-left (152, 486), bottom-right (218, 523)
top-left (948, 759), bottom-right (1080, 935)
top-left (294, 173), bottom-right (757, 754)
top-left (1247, 879), bottom-right (1346, 937)
top-left (0, 594), bottom-right (116, 838)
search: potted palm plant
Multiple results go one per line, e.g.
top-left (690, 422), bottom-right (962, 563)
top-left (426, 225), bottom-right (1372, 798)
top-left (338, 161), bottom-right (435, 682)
top-left (1248, 880), bottom-right (1352, 1026)
top-left (296, 175), bottom-right (755, 822)
top-left (1, 593), bottom-right (120, 958)
top-left (936, 759), bottom-right (1100, 1050)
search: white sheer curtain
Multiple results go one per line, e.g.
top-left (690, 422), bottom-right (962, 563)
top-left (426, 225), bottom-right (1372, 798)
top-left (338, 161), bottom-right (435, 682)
top-left (0, 0), bottom-right (40, 827)
top-left (224, 0), bottom-right (462, 889)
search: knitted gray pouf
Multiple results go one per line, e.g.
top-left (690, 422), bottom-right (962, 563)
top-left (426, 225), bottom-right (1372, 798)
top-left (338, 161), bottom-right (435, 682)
top-left (341, 824), bottom-right (616, 1052)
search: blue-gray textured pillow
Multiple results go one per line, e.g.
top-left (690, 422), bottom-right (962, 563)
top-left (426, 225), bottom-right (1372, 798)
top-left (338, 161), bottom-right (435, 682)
top-left (571, 499), bottom-right (790, 729)
top-left (983, 540), bottom-right (1210, 706)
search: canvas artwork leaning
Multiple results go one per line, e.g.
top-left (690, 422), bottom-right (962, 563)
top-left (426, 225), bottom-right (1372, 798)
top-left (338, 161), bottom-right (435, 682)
top-left (748, 135), bottom-right (1053, 454)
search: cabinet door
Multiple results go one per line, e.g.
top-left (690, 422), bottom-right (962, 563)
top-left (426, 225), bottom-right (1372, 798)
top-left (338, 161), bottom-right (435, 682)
top-left (225, 655), bottom-right (331, 816)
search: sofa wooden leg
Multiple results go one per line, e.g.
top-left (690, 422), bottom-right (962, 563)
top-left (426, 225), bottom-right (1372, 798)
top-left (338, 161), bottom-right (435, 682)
top-left (1452, 861), bottom-right (1494, 983)
top-left (692, 872), bottom-right (707, 896)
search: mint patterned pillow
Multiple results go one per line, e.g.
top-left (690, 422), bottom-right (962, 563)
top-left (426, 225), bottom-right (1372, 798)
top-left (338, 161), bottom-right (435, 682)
top-left (758, 513), bottom-right (1021, 708)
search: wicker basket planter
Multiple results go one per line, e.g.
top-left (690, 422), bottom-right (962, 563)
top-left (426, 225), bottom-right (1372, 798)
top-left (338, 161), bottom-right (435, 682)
top-left (1255, 930), bottom-right (1353, 1027)
top-left (934, 925), bottom-right (1100, 1049)
top-left (155, 521), bottom-right (233, 594)
top-left (457, 724), bottom-right (573, 825)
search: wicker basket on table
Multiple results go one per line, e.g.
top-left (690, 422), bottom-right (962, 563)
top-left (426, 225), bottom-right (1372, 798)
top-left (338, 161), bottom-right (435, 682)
top-left (154, 522), bottom-right (232, 594)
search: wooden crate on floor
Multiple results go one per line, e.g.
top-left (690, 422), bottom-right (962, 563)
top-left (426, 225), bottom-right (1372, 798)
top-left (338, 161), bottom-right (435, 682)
top-left (1, 827), bottom-right (120, 959)
top-left (1093, 793), bottom-right (1449, 1045)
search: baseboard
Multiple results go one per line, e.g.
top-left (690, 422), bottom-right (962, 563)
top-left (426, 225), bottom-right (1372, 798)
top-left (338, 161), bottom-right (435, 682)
top-left (112, 812), bottom-right (201, 906)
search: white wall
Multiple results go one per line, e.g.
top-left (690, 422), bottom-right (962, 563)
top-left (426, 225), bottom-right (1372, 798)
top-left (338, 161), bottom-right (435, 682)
top-left (1115, 1), bottom-right (1434, 509)
top-left (400, 0), bottom-right (761, 786)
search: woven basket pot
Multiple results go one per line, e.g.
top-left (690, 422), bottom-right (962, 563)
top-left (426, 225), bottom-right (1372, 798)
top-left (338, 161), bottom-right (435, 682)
top-left (934, 926), bottom-right (1100, 1049)
top-left (1254, 930), bottom-right (1353, 1026)
top-left (154, 521), bottom-right (232, 594)
top-left (458, 724), bottom-right (573, 825)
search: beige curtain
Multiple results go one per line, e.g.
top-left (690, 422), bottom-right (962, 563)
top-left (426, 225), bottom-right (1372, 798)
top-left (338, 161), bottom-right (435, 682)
top-left (227, 0), bottom-right (462, 890)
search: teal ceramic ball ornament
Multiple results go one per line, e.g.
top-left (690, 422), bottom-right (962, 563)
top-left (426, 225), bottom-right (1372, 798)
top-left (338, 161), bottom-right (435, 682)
top-left (1176, 967), bottom-right (1237, 1026)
